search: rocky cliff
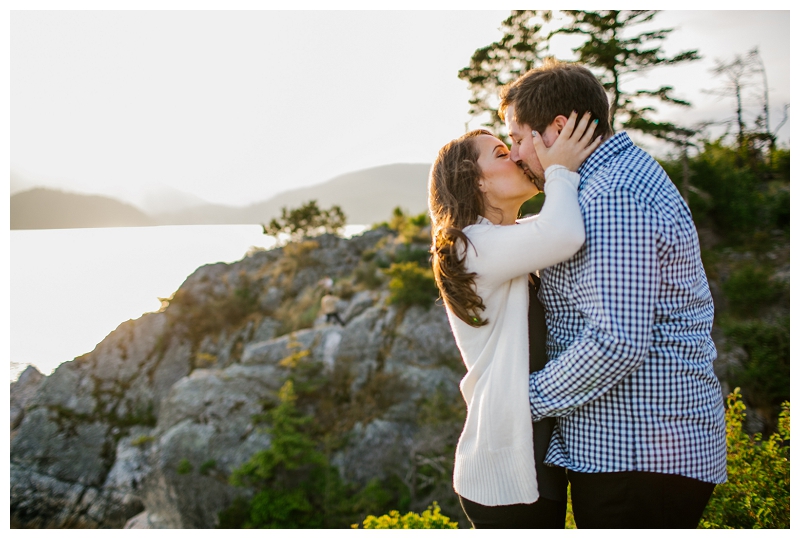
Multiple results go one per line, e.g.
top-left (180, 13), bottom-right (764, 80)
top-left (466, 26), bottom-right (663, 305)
top-left (11, 225), bottom-right (467, 528)
top-left (12, 217), bottom-right (787, 528)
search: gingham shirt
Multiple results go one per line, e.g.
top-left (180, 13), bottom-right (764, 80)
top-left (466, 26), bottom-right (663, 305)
top-left (531, 132), bottom-right (727, 484)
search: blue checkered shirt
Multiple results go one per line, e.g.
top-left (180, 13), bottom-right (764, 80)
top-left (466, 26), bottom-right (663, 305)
top-left (531, 132), bottom-right (727, 484)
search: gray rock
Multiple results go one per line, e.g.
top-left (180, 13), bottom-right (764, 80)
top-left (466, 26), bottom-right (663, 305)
top-left (89, 313), bottom-right (168, 386)
top-left (387, 303), bottom-right (460, 369)
top-left (140, 364), bottom-right (278, 528)
top-left (341, 289), bottom-right (378, 322)
top-left (11, 365), bottom-right (45, 430)
top-left (259, 287), bottom-right (283, 313)
top-left (252, 316), bottom-right (281, 342)
top-left (242, 327), bottom-right (318, 365)
top-left (156, 365), bottom-right (280, 432)
top-left (141, 421), bottom-right (221, 528)
top-left (28, 360), bottom-right (96, 415)
top-left (336, 302), bottom-right (396, 365)
top-left (124, 511), bottom-right (151, 529)
top-left (102, 426), bottom-right (155, 495)
top-left (148, 336), bottom-right (193, 413)
top-left (320, 329), bottom-right (343, 371)
top-left (11, 463), bottom-right (96, 528)
top-left (334, 419), bottom-right (415, 485)
top-left (11, 407), bottom-right (112, 487)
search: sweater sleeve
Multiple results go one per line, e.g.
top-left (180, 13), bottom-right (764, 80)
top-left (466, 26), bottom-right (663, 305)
top-left (467, 165), bottom-right (585, 286)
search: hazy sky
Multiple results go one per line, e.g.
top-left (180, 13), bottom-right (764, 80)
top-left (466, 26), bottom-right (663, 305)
top-left (10, 8), bottom-right (792, 209)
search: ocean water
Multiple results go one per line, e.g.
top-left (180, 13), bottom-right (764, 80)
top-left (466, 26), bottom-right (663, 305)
top-left (10, 224), bottom-right (366, 382)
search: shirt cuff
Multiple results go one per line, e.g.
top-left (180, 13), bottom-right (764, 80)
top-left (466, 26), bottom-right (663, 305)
top-left (529, 372), bottom-right (546, 422)
top-left (530, 371), bottom-right (578, 420)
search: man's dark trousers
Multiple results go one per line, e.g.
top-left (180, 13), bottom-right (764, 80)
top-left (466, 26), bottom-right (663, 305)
top-left (568, 470), bottom-right (715, 529)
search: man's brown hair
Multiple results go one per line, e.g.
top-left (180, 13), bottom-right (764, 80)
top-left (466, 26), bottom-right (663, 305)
top-left (499, 60), bottom-right (612, 140)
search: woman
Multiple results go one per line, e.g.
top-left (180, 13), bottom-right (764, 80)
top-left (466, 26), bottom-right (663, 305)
top-left (428, 112), bottom-right (600, 528)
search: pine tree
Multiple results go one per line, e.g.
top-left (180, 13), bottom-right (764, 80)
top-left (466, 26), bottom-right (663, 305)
top-left (458, 10), bottom-right (552, 138)
top-left (554, 10), bottom-right (701, 135)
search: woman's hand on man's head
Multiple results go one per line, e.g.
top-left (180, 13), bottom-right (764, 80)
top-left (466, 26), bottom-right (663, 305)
top-left (533, 111), bottom-right (602, 173)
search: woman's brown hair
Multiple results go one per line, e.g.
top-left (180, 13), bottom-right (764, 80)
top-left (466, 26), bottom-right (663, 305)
top-left (428, 129), bottom-right (493, 327)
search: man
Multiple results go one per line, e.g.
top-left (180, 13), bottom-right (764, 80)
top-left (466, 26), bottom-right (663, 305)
top-left (500, 61), bottom-right (727, 529)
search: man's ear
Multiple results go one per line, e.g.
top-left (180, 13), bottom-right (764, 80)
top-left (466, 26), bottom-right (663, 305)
top-left (551, 115), bottom-right (569, 134)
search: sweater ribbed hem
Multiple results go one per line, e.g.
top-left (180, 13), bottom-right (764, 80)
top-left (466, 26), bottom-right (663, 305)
top-left (453, 441), bottom-right (539, 506)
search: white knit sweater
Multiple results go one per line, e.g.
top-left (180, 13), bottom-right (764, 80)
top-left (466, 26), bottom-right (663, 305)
top-left (448, 165), bottom-right (584, 506)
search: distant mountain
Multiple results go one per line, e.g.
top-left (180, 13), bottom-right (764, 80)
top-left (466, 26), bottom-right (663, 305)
top-left (136, 186), bottom-right (209, 215)
top-left (9, 163), bottom-right (432, 229)
top-left (153, 163), bottom-right (432, 226)
top-left (11, 188), bottom-right (155, 229)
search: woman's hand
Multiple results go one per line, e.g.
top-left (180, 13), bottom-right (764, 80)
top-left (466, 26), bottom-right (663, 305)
top-left (532, 111), bottom-right (602, 172)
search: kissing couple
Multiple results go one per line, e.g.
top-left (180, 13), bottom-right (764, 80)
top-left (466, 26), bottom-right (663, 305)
top-left (428, 60), bottom-right (727, 529)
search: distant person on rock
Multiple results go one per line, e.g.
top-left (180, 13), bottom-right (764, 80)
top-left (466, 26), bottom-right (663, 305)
top-left (429, 111), bottom-right (600, 528)
top-left (320, 293), bottom-right (344, 326)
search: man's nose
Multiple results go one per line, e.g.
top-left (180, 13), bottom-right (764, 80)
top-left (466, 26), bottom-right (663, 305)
top-left (509, 143), bottom-right (519, 162)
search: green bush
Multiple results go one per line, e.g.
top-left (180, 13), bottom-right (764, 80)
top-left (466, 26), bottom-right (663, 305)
top-left (659, 141), bottom-right (790, 243)
top-left (721, 263), bottom-right (783, 317)
top-left (687, 141), bottom-right (763, 237)
top-left (224, 379), bottom-right (338, 528)
top-left (176, 458), bottom-right (193, 475)
top-left (199, 459), bottom-right (217, 476)
top-left (385, 261), bottom-right (438, 308)
top-left (354, 261), bottom-right (385, 289)
top-left (766, 185), bottom-right (790, 230)
top-left (356, 502), bottom-right (459, 529)
top-left (378, 207), bottom-right (431, 243)
top-left (723, 317), bottom-right (790, 430)
top-left (699, 389), bottom-right (790, 529)
top-left (519, 193), bottom-right (545, 217)
top-left (130, 434), bottom-right (155, 447)
top-left (393, 243), bottom-right (431, 266)
top-left (221, 373), bottom-right (408, 529)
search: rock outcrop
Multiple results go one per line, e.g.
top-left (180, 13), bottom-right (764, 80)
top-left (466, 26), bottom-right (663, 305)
top-left (11, 227), bottom-right (465, 528)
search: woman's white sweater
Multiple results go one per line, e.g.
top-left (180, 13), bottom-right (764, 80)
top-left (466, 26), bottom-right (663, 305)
top-left (448, 165), bottom-right (584, 506)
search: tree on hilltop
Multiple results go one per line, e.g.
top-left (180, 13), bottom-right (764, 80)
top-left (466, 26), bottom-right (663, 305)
top-left (262, 200), bottom-right (346, 243)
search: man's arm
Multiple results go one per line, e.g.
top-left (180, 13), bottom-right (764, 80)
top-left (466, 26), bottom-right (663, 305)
top-left (529, 187), bottom-right (659, 421)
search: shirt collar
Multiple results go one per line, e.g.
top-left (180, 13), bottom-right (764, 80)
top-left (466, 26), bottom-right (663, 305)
top-left (577, 131), bottom-right (634, 185)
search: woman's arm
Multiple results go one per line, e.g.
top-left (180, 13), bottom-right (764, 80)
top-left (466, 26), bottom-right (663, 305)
top-left (464, 112), bottom-right (600, 285)
top-left (466, 165), bottom-right (584, 285)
